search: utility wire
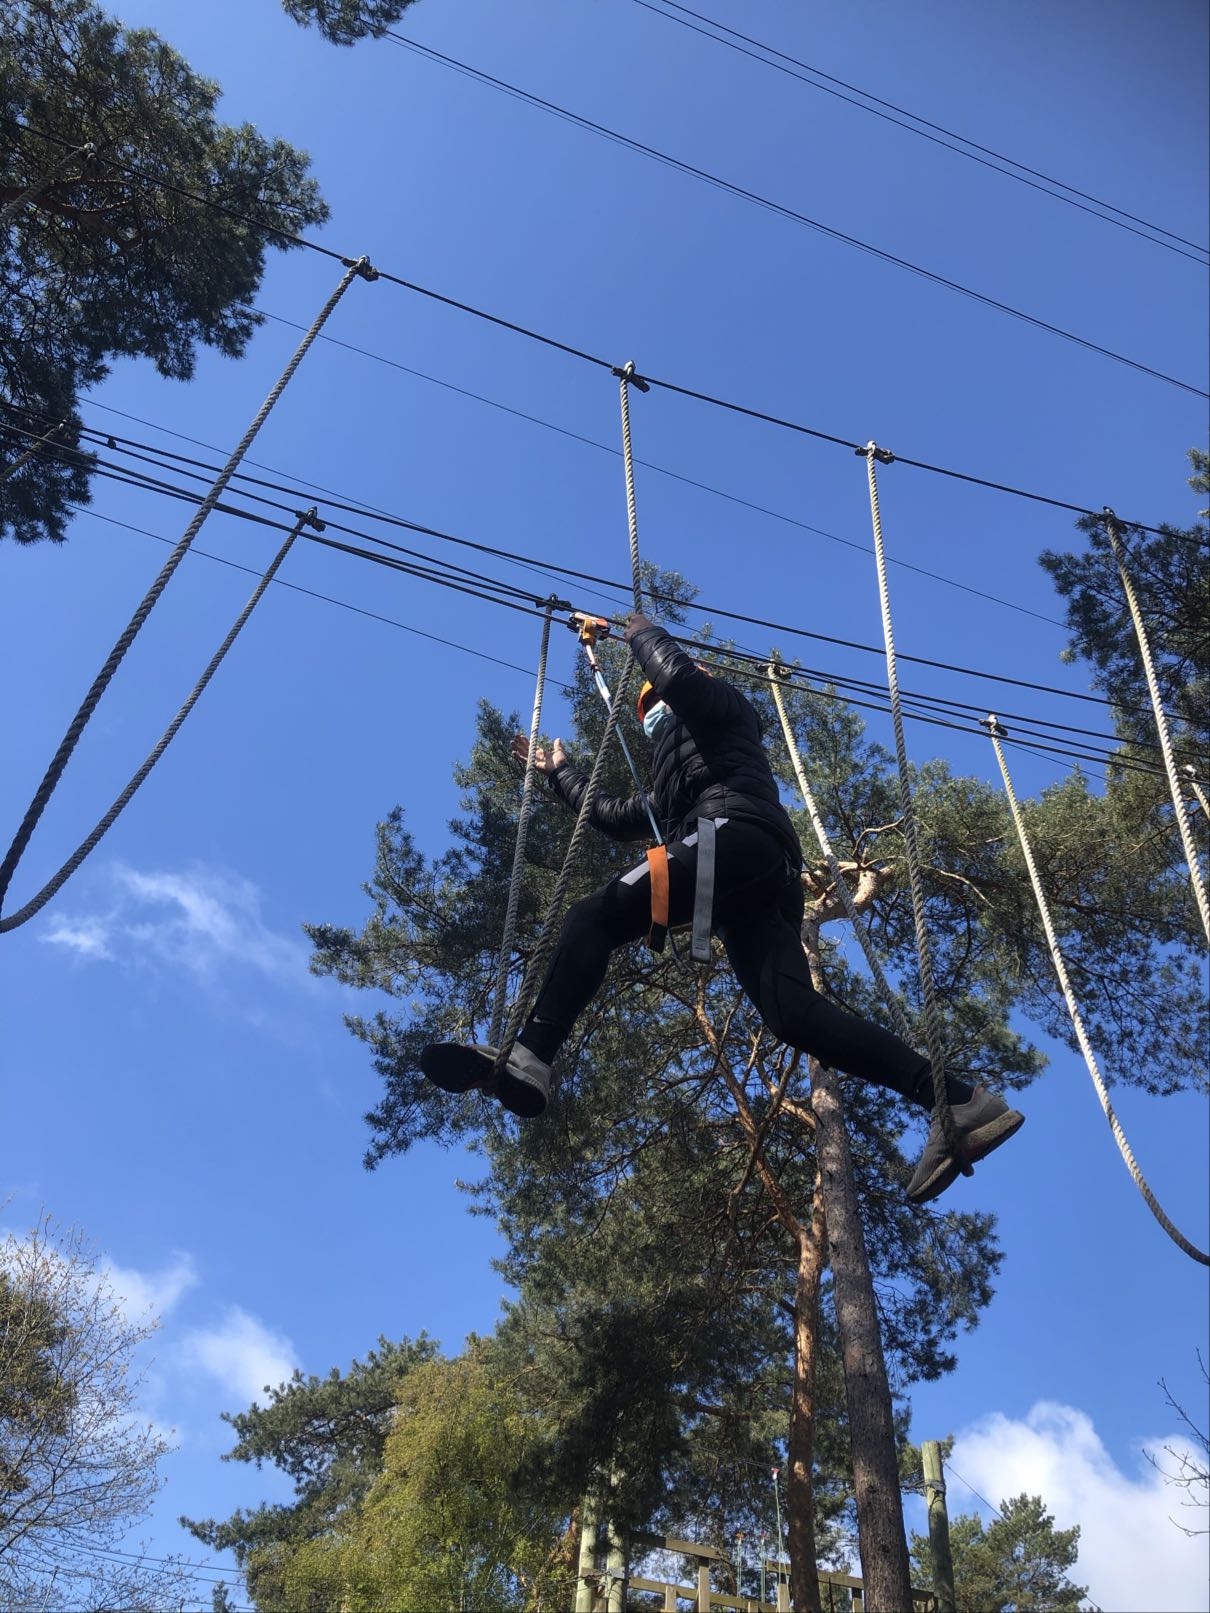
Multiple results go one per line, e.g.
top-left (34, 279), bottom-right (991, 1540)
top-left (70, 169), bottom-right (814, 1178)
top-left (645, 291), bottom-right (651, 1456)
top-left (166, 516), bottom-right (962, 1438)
top-left (633, 0), bottom-right (1210, 265)
top-left (380, 33), bottom-right (1209, 400)
top-left (9, 118), bottom-right (1207, 532)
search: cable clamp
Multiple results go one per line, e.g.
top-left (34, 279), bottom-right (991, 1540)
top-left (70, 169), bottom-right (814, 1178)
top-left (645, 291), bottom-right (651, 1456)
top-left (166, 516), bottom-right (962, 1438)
top-left (612, 359), bottom-right (650, 393)
top-left (856, 440), bottom-right (895, 465)
top-left (767, 660), bottom-right (792, 682)
top-left (979, 714), bottom-right (1009, 738)
top-left (343, 254), bottom-right (380, 282)
top-left (537, 592), bottom-right (572, 612)
top-left (299, 506), bottom-right (326, 532)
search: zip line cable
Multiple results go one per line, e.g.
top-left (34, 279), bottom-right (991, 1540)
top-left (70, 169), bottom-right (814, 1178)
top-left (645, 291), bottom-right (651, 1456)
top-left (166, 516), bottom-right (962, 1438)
top-left (0, 257), bottom-right (375, 932)
top-left (633, 0), bottom-right (1210, 264)
top-left (10, 119), bottom-right (1208, 527)
top-left (17, 419), bottom-right (1204, 764)
top-left (379, 33), bottom-right (1209, 400)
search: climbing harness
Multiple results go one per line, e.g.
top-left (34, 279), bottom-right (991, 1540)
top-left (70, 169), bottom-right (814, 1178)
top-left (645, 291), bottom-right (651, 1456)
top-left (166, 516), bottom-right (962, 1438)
top-left (861, 443), bottom-right (969, 1175)
top-left (767, 662), bottom-right (915, 1047)
top-left (487, 598), bottom-right (558, 1049)
top-left (0, 257), bottom-right (376, 933)
top-left (0, 140), bottom-right (96, 231)
top-left (1101, 510), bottom-right (1210, 945)
top-left (983, 716), bottom-right (1208, 1265)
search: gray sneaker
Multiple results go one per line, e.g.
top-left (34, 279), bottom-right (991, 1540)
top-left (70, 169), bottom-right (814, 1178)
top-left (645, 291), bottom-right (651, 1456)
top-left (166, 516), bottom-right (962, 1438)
top-left (906, 1085), bottom-right (1025, 1205)
top-left (419, 1041), bottom-right (551, 1119)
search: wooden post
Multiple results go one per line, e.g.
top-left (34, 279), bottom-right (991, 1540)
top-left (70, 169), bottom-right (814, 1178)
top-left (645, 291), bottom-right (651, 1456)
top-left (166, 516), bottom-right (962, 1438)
top-left (812, 1060), bottom-right (914, 1612)
top-left (604, 1520), bottom-right (628, 1613)
top-left (922, 1441), bottom-right (956, 1613)
top-left (698, 1557), bottom-right (712, 1611)
top-left (575, 1494), bottom-right (600, 1613)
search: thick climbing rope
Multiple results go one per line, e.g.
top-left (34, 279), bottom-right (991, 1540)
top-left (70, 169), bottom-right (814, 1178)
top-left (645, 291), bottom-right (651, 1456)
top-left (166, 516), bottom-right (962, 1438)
top-left (488, 601), bottom-right (556, 1048)
top-left (1101, 510), bottom-right (1210, 944)
top-left (862, 444), bottom-right (967, 1168)
top-left (491, 653), bottom-right (638, 1077)
top-left (1, 508), bottom-right (324, 932)
top-left (767, 664), bottom-right (915, 1047)
top-left (984, 715), bottom-right (1208, 1265)
top-left (0, 141), bottom-right (96, 230)
top-left (614, 360), bottom-right (648, 611)
top-left (489, 359), bottom-right (649, 1075)
top-left (0, 257), bottom-right (375, 931)
top-left (1184, 766), bottom-right (1210, 825)
top-left (0, 418), bottom-right (66, 485)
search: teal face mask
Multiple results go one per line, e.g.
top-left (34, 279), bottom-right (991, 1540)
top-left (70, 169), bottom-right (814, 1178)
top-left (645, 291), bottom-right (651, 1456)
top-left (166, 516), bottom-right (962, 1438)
top-left (642, 701), bottom-right (672, 740)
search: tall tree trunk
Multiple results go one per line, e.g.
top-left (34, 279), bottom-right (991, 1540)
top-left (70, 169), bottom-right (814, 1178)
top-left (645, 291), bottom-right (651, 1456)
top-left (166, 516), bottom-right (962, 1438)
top-left (786, 1172), bottom-right (827, 1613)
top-left (811, 1060), bottom-right (913, 1613)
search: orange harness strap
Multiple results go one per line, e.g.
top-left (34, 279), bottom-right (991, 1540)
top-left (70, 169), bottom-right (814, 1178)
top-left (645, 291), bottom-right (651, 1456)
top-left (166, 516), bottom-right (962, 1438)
top-left (646, 844), bottom-right (670, 953)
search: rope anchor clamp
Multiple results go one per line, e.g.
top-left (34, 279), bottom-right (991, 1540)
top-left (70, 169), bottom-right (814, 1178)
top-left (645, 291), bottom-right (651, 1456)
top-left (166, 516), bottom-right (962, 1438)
top-left (341, 254), bottom-right (380, 282)
top-left (767, 659), bottom-right (793, 682)
top-left (857, 439), bottom-right (895, 465)
top-left (980, 714), bottom-right (1009, 738)
top-left (567, 611), bottom-right (612, 646)
top-left (612, 359), bottom-right (650, 393)
top-left (298, 506), bottom-right (325, 533)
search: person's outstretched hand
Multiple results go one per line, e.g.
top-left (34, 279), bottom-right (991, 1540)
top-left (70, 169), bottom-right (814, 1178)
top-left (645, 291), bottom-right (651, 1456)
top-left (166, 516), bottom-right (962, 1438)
top-left (512, 733), bottom-right (567, 774)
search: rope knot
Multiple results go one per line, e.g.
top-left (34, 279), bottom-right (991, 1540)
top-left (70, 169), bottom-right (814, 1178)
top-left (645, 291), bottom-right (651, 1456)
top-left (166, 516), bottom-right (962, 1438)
top-left (858, 440), bottom-right (895, 465)
top-left (612, 360), bottom-right (650, 393)
top-left (344, 255), bottom-right (380, 282)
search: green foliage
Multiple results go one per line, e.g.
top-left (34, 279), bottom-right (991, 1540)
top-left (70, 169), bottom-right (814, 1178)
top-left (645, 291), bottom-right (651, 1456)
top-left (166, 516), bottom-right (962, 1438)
top-left (182, 1334), bottom-right (438, 1602)
top-left (282, 0), bottom-right (421, 46)
top-left (0, 0), bottom-right (328, 543)
top-left (910, 1493), bottom-right (1087, 1611)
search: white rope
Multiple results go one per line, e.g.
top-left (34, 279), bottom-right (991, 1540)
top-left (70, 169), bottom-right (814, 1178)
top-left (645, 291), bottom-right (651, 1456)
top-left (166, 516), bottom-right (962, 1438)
top-left (0, 141), bottom-right (96, 230)
top-left (488, 603), bottom-right (555, 1048)
top-left (863, 445), bottom-right (964, 1164)
top-left (985, 715), bottom-right (1208, 1266)
top-left (767, 665), bottom-right (914, 1047)
top-left (1101, 510), bottom-right (1210, 944)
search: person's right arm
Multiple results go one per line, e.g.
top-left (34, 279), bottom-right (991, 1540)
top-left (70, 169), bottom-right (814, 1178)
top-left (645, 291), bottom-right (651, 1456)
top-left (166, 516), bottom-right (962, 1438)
top-left (512, 734), bottom-right (650, 842)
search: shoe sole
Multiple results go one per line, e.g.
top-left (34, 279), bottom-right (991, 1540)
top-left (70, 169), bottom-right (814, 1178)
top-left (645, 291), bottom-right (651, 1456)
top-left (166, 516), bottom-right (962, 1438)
top-left (419, 1042), bottom-right (548, 1119)
top-left (907, 1108), bottom-right (1026, 1206)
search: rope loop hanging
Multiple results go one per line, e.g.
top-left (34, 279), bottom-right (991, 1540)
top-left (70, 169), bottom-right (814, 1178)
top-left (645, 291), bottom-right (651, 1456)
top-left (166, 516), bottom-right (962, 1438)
top-left (1, 507), bottom-right (324, 933)
top-left (861, 442), bottom-right (967, 1170)
top-left (488, 599), bottom-right (557, 1048)
top-left (767, 663), bottom-right (914, 1047)
top-left (983, 714), bottom-right (1208, 1265)
top-left (0, 256), bottom-right (375, 931)
top-left (1100, 509), bottom-right (1210, 944)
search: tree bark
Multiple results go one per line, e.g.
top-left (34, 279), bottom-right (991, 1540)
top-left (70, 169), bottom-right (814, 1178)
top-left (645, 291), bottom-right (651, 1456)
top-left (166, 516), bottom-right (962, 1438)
top-left (786, 1173), bottom-right (827, 1613)
top-left (812, 1061), bottom-right (913, 1613)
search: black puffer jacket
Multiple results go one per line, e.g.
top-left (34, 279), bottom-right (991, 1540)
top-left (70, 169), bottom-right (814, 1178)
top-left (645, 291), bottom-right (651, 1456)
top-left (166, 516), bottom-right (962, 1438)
top-left (550, 613), bottom-right (802, 867)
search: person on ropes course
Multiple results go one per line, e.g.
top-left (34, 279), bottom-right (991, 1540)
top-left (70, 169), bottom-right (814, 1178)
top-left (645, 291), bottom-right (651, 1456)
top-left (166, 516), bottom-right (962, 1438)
top-left (422, 611), bottom-right (1024, 1204)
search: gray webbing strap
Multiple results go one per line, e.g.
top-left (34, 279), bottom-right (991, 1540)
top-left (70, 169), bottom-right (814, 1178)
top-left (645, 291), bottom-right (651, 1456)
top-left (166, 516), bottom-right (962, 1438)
top-left (691, 817), bottom-right (717, 963)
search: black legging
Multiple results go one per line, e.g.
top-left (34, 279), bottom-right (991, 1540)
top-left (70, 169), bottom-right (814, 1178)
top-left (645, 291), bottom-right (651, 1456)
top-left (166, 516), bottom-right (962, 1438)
top-left (519, 818), bottom-right (941, 1106)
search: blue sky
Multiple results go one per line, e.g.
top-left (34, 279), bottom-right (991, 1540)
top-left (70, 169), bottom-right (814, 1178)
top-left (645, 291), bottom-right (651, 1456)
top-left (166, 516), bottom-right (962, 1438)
top-left (2, 0), bottom-right (1208, 1607)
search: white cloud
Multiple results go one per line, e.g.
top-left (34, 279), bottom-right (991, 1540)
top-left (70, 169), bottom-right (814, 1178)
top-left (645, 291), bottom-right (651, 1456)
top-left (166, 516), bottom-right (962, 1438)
top-left (104, 1252), bottom-right (199, 1322)
top-left (37, 862), bottom-right (310, 988)
top-left (41, 914), bottom-right (114, 959)
top-left (180, 1306), bottom-right (299, 1405)
top-left (949, 1401), bottom-right (1209, 1612)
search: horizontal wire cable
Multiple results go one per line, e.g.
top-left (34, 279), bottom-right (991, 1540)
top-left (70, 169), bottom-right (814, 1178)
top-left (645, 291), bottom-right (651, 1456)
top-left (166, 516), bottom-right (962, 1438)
top-left (634, 0), bottom-right (1210, 263)
top-left (19, 418), bottom-right (1199, 747)
top-left (8, 118), bottom-right (1205, 535)
top-left (64, 463), bottom-right (1195, 784)
top-left (380, 33), bottom-right (1209, 401)
top-left (24, 396), bottom-right (1072, 631)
